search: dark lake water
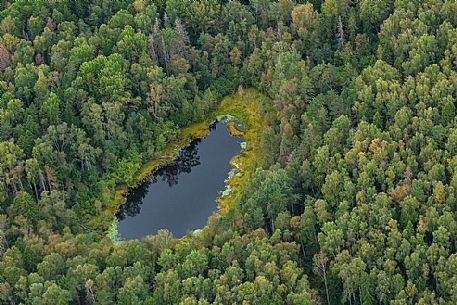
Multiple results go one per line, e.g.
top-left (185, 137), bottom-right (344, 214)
top-left (116, 120), bottom-right (244, 240)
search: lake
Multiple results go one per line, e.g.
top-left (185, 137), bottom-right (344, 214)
top-left (116, 119), bottom-right (244, 240)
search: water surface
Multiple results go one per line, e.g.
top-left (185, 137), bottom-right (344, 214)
top-left (117, 120), bottom-right (243, 240)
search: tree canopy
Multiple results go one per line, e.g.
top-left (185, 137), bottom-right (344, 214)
top-left (1, 0), bottom-right (457, 304)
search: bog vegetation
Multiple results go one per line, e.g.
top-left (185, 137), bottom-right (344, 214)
top-left (1, 0), bottom-right (457, 304)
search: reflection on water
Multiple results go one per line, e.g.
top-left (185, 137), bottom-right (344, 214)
top-left (116, 120), bottom-right (243, 240)
top-left (117, 137), bottom-right (203, 220)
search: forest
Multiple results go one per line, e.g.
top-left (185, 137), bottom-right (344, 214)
top-left (1, 0), bottom-right (457, 304)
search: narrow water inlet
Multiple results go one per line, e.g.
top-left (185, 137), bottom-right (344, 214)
top-left (116, 119), bottom-right (244, 240)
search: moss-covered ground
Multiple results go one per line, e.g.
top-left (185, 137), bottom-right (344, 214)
top-left (212, 88), bottom-right (267, 213)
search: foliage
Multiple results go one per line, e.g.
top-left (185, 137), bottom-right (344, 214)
top-left (1, 0), bottom-right (457, 304)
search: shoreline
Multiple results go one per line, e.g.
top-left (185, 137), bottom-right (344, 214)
top-left (96, 88), bottom-right (268, 237)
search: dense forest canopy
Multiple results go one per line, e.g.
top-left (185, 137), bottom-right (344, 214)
top-left (1, 0), bottom-right (457, 304)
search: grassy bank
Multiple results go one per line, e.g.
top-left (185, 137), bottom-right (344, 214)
top-left (97, 87), bottom-right (268, 231)
top-left (213, 88), bottom-right (267, 213)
